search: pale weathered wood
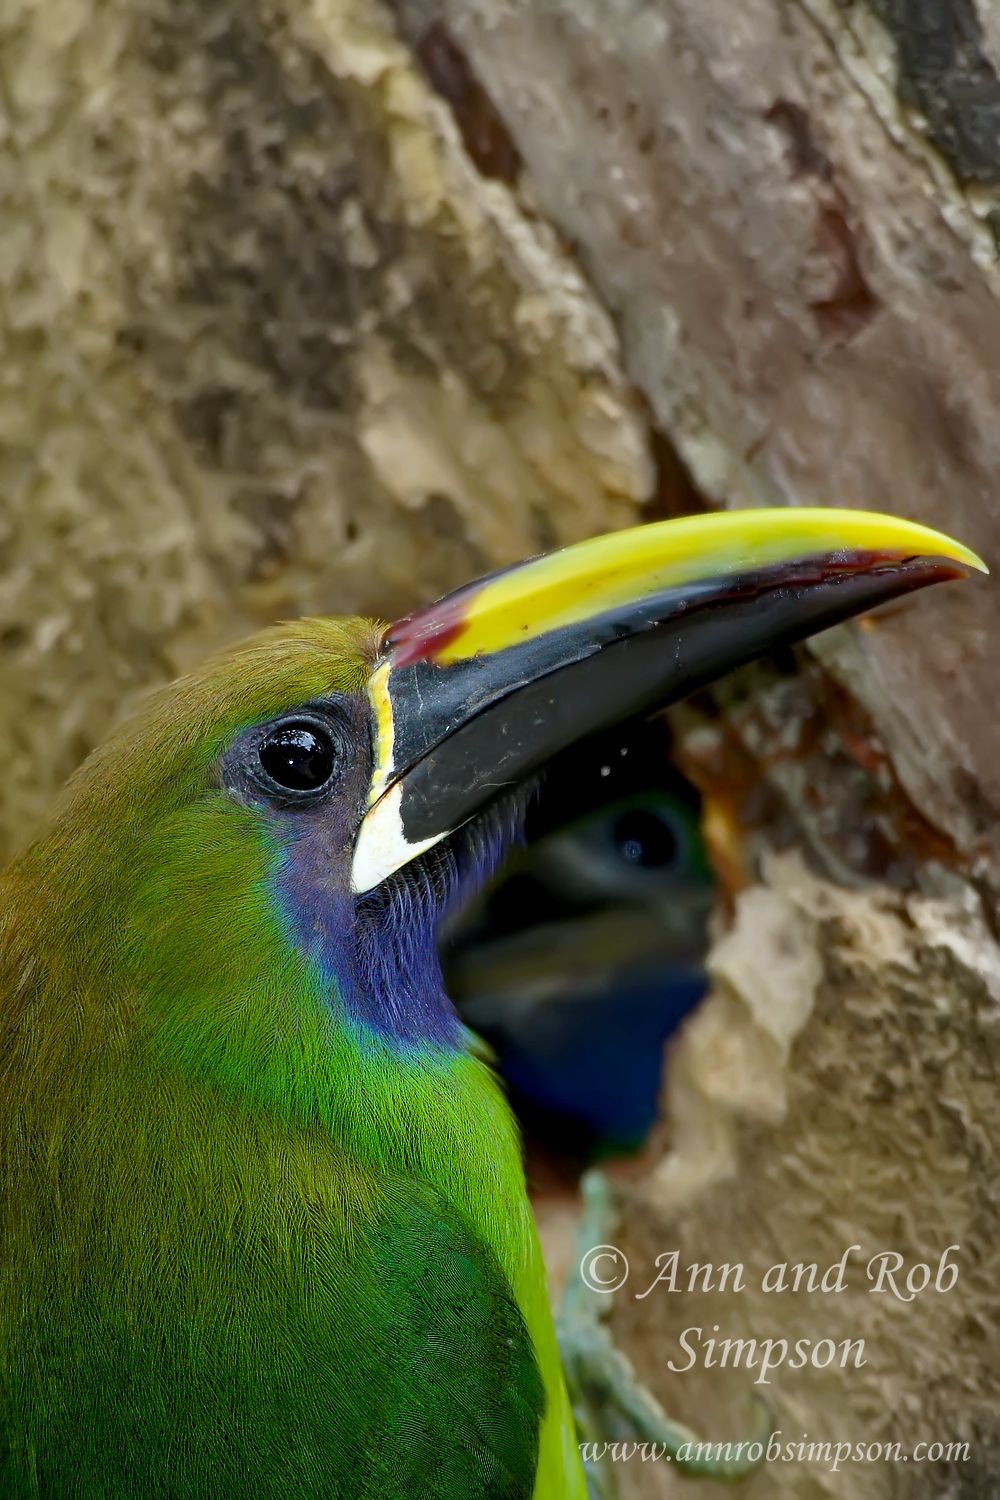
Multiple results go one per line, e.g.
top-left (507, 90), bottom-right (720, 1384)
top-left (0, 0), bottom-right (653, 859)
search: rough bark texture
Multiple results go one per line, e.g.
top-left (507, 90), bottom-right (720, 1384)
top-left (0, 0), bottom-right (655, 857)
top-left (3, 2), bottom-right (999, 1497)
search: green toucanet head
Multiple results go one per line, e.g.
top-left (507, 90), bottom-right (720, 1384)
top-left (12, 508), bottom-right (984, 1072)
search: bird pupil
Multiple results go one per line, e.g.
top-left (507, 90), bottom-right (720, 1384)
top-left (611, 808), bottom-right (679, 868)
top-left (259, 724), bottom-right (335, 792)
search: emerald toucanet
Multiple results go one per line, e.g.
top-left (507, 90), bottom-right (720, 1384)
top-left (445, 722), bottom-right (713, 1159)
top-left (0, 508), bottom-right (983, 1498)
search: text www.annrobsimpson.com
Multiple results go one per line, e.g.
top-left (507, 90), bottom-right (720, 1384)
top-left (579, 1434), bottom-right (971, 1476)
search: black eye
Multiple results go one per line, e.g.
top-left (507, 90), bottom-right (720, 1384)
top-left (610, 808), bottom-right (679, 869)
top-left (258, 722), bottom-right (336, 793)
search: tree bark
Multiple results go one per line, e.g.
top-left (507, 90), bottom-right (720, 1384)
top-left (0, 0), bottom-right (654, 857)
top-left (3, 2), bottom-right (999, 1496)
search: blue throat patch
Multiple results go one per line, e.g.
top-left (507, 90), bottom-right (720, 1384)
top-left (271, 794), bottom-right (526, 1051)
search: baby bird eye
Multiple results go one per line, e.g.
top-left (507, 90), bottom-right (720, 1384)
top-left (258, 722), bottom-right (336, 793)
top-left (610, 806), bottom-right (680, 870)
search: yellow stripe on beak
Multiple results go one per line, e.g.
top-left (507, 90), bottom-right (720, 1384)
top-left (387, 508), bottom-right (986, 668)
top-left (353, 506), bottom-right (986, 894)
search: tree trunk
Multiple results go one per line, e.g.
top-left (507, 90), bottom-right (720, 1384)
top-left (3, 2), bottom-right (999, 1496)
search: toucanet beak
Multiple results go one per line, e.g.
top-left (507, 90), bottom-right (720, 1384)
top-left (351, 508), bottom-right (986, 893)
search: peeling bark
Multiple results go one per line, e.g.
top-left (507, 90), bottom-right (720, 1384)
top-left (3, 2), bottom-right (1000, 1497)
top-left (0, 0), bottom-right (653, 858)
